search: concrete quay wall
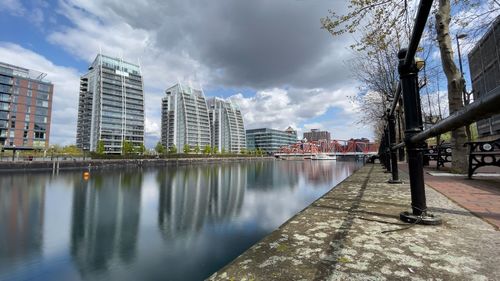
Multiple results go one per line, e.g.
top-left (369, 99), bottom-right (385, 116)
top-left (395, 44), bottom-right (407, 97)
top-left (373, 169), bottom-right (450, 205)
top-left (0, 157), bottom-right (274, 172)
top-left (209, 164), bottom-right (500, 280)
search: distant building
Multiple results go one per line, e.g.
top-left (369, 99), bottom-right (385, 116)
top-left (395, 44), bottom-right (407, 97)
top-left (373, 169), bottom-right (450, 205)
top-left (246, 127), bottom-right (297, 154)
top-left (468, 16), bottom-right (500, 139)
top-left (207, 97), bottom-right (246, 153)
top-left (161, 83), bottom-right (211, 149)
top-left (303, 129), bottom-right (331, 143)
top-left (0, 62), bottom-right (53, 149)
top-left (76, 54), bottom-right (145, 154)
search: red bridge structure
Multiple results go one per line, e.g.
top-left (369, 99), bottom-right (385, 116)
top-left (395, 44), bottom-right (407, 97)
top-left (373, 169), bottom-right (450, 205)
top-left (276, 139), bottom-right (379, 158)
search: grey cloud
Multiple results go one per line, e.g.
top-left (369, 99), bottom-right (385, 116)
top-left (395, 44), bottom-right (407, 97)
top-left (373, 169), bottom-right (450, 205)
top-left (69, 0), bottom-right (353, 90)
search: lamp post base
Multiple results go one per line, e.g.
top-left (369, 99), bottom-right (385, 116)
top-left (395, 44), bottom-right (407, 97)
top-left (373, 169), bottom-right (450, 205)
top-left (388, 179), bottom-right (403, 184)
top-left (400, 211), bottom-right (442, 225)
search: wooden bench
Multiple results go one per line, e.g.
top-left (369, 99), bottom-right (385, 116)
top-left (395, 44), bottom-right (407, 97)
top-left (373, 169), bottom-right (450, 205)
top-left (464, 138), bottom-right (500, 179)
top-left (424, 143), bottom-right (452, 170)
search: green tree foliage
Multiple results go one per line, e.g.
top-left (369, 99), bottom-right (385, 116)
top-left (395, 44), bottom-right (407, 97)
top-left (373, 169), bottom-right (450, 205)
top-left (211, 146), bottom-right (218, 154)
top-left (194, 145), bottom-right (200, 154)
top-left (169, 144), bottom-right (177, 154)
top-left (137, 143), bottom-right (146, 154)
top-left (122, 140), bottom-right (134, 155)
top-left (183, 144), bottom-right (191, 154)
top-left (240, 148), bottom-right (247, 154)
top-left (221, 148), bottom-right (226, 155)
top-left (96, 140), bottom-right (105, 155)
top-left (203, 145), bottom-right (211, 155)
top-left (155, 142), bottom-right (165, 154)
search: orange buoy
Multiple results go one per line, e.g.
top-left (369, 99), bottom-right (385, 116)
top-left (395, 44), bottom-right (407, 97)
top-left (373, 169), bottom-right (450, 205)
top-left (83, 171), bottom-right (90, 180)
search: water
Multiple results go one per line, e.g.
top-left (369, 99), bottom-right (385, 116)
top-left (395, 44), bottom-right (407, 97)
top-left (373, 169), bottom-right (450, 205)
top-left (0, 160), bottom-right (362, 281)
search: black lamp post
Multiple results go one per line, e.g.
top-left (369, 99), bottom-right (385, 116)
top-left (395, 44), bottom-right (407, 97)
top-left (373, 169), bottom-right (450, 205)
top-left (456, 33), bottom-right (467, 76)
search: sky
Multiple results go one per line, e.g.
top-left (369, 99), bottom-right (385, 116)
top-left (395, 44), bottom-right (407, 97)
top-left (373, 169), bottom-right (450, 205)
top-left (0, 0), bottom-right (378, 147)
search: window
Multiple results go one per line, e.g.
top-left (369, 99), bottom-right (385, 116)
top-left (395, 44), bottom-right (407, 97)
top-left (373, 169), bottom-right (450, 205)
top-left (24, 122), bottom-right (29, 130)
top-left (25, 115), bottom-right (30, 122)
top-left (27, 90), bottom-right (32, 97)
top-left (28, 81), bottom-right (32, 89)
top-left (37, 92), bottom-right (49, 100)
top-left (38, 84), bottom-right (50, 92)
top-left (23, 131), bottom-right (28, 138)
top-left (11, 121), bottom-right (15, 128)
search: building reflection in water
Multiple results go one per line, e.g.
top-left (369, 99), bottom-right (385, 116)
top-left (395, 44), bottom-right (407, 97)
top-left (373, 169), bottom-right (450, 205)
top-left (247, 161), bottom-right (300, 190)
top-left (70, 170), bottom-right (142, 275)
top-left (303, 160), bottom-right (357, 186)
top-left (0, 175), bottom-right (46, 270)
top-left (157, 164), bottom-right (246, 240)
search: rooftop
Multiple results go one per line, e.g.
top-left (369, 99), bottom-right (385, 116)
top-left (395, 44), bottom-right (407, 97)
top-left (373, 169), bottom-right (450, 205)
top-left (0, 61), bottom-right (50, 83)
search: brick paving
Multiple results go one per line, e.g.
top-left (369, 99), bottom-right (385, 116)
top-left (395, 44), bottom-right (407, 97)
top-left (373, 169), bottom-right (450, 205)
top-left (399, 162), bottom-right (500, 230)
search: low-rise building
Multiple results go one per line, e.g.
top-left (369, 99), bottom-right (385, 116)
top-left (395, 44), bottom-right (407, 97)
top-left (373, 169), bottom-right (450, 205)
top-left (468, 16), bottom-right (500, 139)
top-left (246, 127), bottom-right (297, 154)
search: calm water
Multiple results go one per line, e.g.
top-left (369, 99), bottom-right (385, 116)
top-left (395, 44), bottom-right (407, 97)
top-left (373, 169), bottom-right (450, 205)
top-left (0, 160), bottom-right (362, 281)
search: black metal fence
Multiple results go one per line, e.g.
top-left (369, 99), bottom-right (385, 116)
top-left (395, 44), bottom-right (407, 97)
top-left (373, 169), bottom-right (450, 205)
top-left (378, 0), bottom-right (500, 225)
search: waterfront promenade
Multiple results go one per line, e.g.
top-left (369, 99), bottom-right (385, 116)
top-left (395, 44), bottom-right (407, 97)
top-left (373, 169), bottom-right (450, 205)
top-left (209, 164), bottom-right (500, 280)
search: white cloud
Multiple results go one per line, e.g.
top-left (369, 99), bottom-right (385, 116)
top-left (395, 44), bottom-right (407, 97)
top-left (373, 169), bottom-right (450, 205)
top-left (0, 0), bottom-right (26, 16)
top-left (0, 43), bottom-right (81, 146)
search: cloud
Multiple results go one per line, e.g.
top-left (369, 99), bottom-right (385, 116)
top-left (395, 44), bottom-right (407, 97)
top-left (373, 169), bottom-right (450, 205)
top-left (2, 0), bottom-right (376, 145)
top-left (0, 43), bottom-right (81, 146)
top-left (0, 0), bottom-right (26, 16)
top-left (229, 86), bottom-right (372, 140)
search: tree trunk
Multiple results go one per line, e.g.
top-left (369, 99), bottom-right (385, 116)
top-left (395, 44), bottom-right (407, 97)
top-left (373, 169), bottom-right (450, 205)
top-left (435, 0), bottom-right (468, 173)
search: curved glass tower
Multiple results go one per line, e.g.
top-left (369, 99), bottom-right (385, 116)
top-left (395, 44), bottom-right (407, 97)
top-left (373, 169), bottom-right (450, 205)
top-left (161, 83), bottom-right (211, 149)
top-left (207, 97), bottom-right (246, 153)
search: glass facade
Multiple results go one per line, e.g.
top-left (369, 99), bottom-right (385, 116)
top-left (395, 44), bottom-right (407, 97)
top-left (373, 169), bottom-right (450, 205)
top-left (161, 84), bottom-right (211, 149)
top-left (207, 97), bottom-right (246, 153)
top-left (76, 55), bottom-right (144, 153)
top-left (246, 127), bottom-right (297, 154)
top-left (0, 62), bottom-right (53, 149)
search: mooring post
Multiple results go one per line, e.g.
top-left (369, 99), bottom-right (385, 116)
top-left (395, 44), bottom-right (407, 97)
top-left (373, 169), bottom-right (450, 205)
top-left (398, 48), bottom-right (441, 224)
top-left (388, 109), bottom-right (402, 183)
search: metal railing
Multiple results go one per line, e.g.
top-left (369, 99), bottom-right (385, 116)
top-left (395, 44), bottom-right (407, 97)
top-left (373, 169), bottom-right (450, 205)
top-left (378, 0), bottom-right (500, 224)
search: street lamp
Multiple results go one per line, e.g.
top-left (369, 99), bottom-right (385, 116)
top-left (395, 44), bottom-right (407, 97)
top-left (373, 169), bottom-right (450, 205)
top-left (12, 144), bottom-right (16, 161)
top-left (456, 33), bottom-right (468, 76)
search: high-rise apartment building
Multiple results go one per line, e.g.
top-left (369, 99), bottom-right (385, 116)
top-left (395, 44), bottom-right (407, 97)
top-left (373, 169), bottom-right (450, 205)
top-left (76, 54), bottom-right (144, 154)
top-left (0, 62), bottom-right (53, 149)
top-left (246, 127), bottom-right (297, 154)
top-left (161, 83), bottom-right (211, 149)
top-left (207, 97), bottom-right (246, 153)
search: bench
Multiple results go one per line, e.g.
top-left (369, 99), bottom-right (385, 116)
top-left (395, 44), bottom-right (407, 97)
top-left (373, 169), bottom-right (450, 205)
top-left (424, 143), bottom-right (452, 169)
top-left (464, 138), bottom-right (500, 179)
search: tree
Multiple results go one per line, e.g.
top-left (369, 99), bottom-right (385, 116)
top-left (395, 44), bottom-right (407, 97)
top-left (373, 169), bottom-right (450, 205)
top-left (137, 143), bottom-right (146, 154)
top-left (169, 144), bottom-right (177, 154)
top-left (211, 146), bottom-right (219, 155)
top-left (155, 142), bottom-right (165, 155)
top-left (96, 140), bottom-right (105, 155)
top-left (194, 145), bottom-right (200, 154)
top-left (321, 0), bottom-right (499, 173)
top-left (183, 144), bottom-right (191, 154)
top-left (240, 148), bottom-right (247, 155)
top-left (203, 145), bottom-right (211, 155)
top-left (221, 148), bottom-right (226, 155)
top-left (122, 140), bottom-right (134, 155)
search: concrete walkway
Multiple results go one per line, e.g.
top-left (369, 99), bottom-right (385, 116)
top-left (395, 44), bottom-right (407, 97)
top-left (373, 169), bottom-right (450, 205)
top-left (208, 164), bottom-right (500, 281)
top-left (400, 162), bottom-right (500, 229)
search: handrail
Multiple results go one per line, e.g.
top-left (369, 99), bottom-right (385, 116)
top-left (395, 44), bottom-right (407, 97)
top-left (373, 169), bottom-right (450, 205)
top-left (410, 86), bottom-right (500, 144)
top-left (404, 0), bottom-right (434, 66)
